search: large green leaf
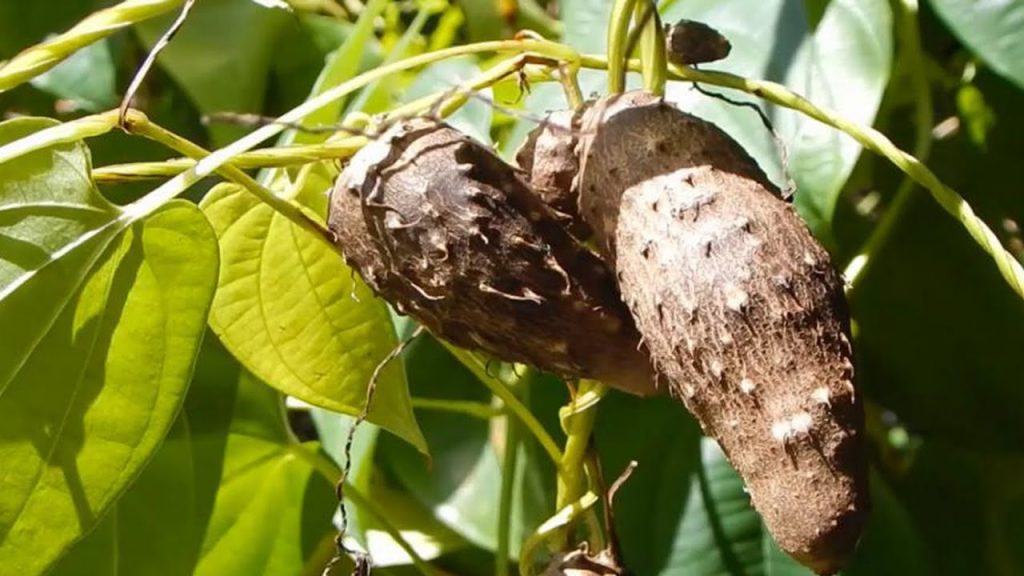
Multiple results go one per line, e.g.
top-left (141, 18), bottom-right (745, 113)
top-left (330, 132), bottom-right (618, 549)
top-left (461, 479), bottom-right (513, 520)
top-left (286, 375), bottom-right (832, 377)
top-left (929, 0), bottom-right (1024, 91)
top-left (0, 198), bottom-right (218, 574)
top-left (49, 333), bottom-right (242, 576)
top-left (136, 0), bottom-right (290, 145)
top-left (0, 117), bottom-right (218, 574)
top-left (50, 416), bottom-right (200, 576)
top-left (895, 440), bottom-right (1024, 575)
top-left (662, 0), bottom-right (892, 243)
top-left (773, 0), bottom-right (893, 241)
top-left (51, 331), bottom-right (342, 576)
top-left (200, 183), bottom-right (426, 452)
top-left (0, 118), bottom-right (123, 395)
top-left (194, 369), bottom-right (337, 576)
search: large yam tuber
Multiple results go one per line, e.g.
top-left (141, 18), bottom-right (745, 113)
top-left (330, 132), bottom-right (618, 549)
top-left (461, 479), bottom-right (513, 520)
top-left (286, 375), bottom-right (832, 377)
top-left (567, 91), bottom-right (868, 574)
top-left (328, 118), bottom-right (656, 396)
top-left (616, 166), bottom-right (865, 574)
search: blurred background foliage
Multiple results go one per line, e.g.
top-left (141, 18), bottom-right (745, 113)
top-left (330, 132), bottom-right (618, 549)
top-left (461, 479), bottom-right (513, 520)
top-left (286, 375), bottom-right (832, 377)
top-left (2, 0), bottom-right (1024, 575)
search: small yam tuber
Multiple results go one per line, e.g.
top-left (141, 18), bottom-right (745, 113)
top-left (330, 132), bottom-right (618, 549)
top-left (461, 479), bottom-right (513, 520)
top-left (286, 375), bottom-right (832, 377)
top-left (328, 118), bottom-right (656, 396)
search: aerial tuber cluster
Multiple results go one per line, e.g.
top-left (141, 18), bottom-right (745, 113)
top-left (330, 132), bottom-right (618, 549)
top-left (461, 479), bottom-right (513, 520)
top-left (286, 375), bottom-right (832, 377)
top-left (328, 90), bottom-right (868, 575)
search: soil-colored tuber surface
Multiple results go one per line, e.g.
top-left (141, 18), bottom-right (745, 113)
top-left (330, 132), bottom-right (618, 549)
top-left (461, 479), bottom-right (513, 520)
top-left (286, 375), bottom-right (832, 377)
top-left (328, 118), bottom-right (656, 396)
top-left (576, 90), bottom-right (776, 264)
top-left (515, 108), bottom-right (590, 238)
top-left (574, 91), bottom-right (868, 574)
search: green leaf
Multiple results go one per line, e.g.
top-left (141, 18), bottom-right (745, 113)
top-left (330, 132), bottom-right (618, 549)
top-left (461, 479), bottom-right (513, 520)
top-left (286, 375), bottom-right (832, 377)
top-left (0, 196), bottom-right (219, 574)
top-left (193, 370), bottom-right (337, 576)
top-left (52, 331), bottom-right (343, 576)
top-left (376, 336), bottom-right (559, 557)
top-left (896, 440), bottom-right (1024, 574)
top-left (557, 0), bottom-right (891, 241)
top-left (200, 183), bottom-right (426, 452)
top-left (29, 38), bottom-right (117, 113)
top-left (0, 117), bottom-right (123, 395)
top-left (929, 0), bottom-right (1024, 90)
top-left (775, 0), bottom-right (893, 241)
top-left (136, 0), bottom-right (291, 146)
top-left (49, 333), bottom-right (246, 576)
top-left (50, 416), bottom-right (200, 576)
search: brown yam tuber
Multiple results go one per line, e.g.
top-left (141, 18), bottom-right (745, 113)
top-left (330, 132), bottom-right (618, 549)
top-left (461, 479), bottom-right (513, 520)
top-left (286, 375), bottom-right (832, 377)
top-left (555, 90), bottom-right (867, 574)
top-left (327, 118), bottom-right (656, 396)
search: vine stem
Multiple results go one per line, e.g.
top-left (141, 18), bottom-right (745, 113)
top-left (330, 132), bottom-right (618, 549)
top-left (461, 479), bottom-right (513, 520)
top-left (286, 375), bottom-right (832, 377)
top-left (607, 0), bottom-right (638, 94)
top-left (843, 0), bottom-right (934, 289)
top-left (120, 110), bottom-right (332, 240)
top-left (0, 0), bottom-right (186, 92)
top-left (519, 492), bottom-right (601, 576)
top-left (634, 0), bottom-right (667, 95)
top-left (91, 138), bottom-right (366, 183)
top-left (552, 380), bottom-right (607, 549)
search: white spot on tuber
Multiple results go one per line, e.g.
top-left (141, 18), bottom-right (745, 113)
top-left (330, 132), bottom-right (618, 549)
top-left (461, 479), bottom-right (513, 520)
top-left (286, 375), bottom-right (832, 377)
top-left (723, 284), bottom-right (749, 312)
top-left (709, 359), bottom-right (724, 380)
top-left (771, 411), bottom-right (814, 441)
top-left (739, 378), bottom-right (756, 395)
top-left (811, 387), bottom-right (831, 406)
top-left (771, 421), bottom-right (792, 442)
top-left (803, 252), bottom-right (818, 266)
top-left (791, 412), bottom-right (813, 434)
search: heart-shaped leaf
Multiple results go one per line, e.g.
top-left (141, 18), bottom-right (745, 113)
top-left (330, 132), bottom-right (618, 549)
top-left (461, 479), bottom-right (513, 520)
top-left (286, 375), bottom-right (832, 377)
top-left (53, 332), bottom-right (342, 576)
top-left (555, 0), bottom-right (892, 243)
top-left (193, 369), bottom-right (337, 576)
top-left (662, 0), bottom-right (892, 243)
top-left (0, 118), bottom-right (219, 574)
top-left (200, 183), bottom-right (426, 452)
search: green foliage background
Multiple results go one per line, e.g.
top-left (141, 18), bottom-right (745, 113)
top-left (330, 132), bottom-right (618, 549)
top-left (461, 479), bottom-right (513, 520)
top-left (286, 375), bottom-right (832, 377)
top-left (2, 0), bottom-right (1024, 575)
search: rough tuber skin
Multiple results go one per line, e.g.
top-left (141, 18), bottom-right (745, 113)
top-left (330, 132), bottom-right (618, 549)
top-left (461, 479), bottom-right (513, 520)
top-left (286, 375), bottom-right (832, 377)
top-left (576, 90), bottom-right (778, 265)
top-left (515, 109), bottom-right (590, 237)
top-left (564, 91), bottom-right (868, 574)
top-left (616, 167), bottom-right (866, 575)
top-left (327, 118), bottom-right (657, 397)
